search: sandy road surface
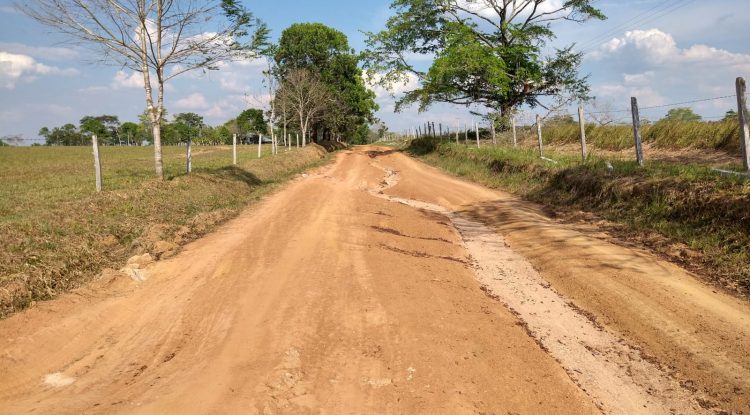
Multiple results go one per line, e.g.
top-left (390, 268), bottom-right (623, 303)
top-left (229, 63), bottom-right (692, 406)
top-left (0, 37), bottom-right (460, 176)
top-left (0, 147), bottom-right (747, 414)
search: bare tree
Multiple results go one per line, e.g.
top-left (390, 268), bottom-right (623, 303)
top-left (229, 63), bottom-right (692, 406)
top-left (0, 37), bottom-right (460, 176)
top-left (263, 59), bottom-right (278, 155)
top-left (19, 0), bottom-right (268, 179)
top-left (586, 98), bottom-right (626, 126)
top-left (275, 69), bottom-right (332, 147)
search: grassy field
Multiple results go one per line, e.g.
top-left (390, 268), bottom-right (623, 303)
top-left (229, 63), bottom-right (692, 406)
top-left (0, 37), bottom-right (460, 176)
top-left (0, 144), bottom-right (331, 317)
top-left (406, 138), bottom-right (750, 296)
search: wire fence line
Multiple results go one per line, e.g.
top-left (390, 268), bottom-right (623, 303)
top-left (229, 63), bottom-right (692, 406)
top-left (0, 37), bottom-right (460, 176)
top-left (402, 77), bottom-right (750, 177)
top-left (587, 94), bottom-right (739, 115)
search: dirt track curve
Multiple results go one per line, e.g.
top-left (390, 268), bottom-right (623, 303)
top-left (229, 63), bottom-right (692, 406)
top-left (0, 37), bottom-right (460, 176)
top-left (0, 146), bottom-right (748, 414)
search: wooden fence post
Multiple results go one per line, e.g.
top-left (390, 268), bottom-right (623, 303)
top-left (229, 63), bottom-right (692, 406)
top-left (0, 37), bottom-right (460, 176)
top-left (578, 105), bottom-right (588, 161)
top-left (455, 123), bottom-right (459, 144)
top-left (464, 124), bottom-right (468, 144)
top-left (475, 122), bottom-right (480, 148)
top-left (233, 133), bottom-right (238, 165)
top-left (491, 117), bottom-right (497, 147)
top-left (512, 116), bottom-right (517, 147)
top-left (631, 97), bottom-right (644, 166)
top-left (296, 133), bottom-right (300, 148)
top-left (92, 134), bottom-right (102, 192)
top-left (186, 137), bottom-right (192, 174)
top-left (439, 123), bottom-right (443, 138)
top-left (536, 115), bottom-right (544, 157)
top-left (736, 77), bottom-right (750, 171)
top-left (257, 134), bottom-right (262, 158)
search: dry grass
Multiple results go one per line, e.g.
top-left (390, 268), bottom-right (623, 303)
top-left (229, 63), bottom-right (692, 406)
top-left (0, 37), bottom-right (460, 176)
top-left (509, 120), bottom-right (741, 152)
top-left (0, 144), bottom-right (330, 317)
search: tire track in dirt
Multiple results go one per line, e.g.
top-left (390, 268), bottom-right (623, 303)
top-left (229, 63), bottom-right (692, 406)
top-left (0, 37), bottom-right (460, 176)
top-left (366, 156), bottom-right (713, 415)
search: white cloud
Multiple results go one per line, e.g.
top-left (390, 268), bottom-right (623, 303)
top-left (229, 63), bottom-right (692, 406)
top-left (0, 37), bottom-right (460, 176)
top-left (112, 71), bottom-right (143, 89)
top-left (0, 42), bottom-right (78, 61)
top-left (584, 28), bottom-right (749, 118)
top-left (0, 51), bottom-right (79, 89)
top-left (174, 93), bottom-right (209, 110)
top-left (366, 72), bottom-right (420, 102)
top-left (591, 29), bottom-right (750, 71)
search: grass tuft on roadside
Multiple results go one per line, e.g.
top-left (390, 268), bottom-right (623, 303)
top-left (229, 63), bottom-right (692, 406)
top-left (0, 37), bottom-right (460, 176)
top-left (407, 138), bottom-right (750, 295)
top-left (0, 144), bottom-right (331, 317)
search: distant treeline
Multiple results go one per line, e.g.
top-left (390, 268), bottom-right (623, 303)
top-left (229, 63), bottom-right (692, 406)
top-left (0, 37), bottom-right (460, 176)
top-left (38, 108), bottom-right (277, 146)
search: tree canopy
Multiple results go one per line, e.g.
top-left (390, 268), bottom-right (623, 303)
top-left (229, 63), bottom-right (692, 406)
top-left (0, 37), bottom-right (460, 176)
top-left (275, 23), bottom-right (377, 143)
top-left (235, 109), bottom-right (268, 135)
top-left (663, 107), bottom-right (702, 122)
top-left (364, 0), bottom-right (605, 117)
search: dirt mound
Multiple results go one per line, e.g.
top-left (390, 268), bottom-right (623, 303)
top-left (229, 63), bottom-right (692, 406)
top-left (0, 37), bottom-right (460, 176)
top-left (316, 141), bottom-right (349, 152)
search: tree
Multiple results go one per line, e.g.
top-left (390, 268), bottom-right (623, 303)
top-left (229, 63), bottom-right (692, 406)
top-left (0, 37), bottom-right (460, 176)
top-left (41, 124), bottom-right (86, 146)
top-left (19, 0), bottom-right (269, 179)
top-left (234, 109), bottom-right (268, 140)
top-left (120, 122), bottom-right (143, 146)
top-left (586, 98), bottom-right (621, 126)
top-left (275, 23), bottom-right (377, 143)
top-left (663, 107), bottom-right (702, 122)
top-left (723, 109), bottom-right (738, 122)
top-left (364, 0), bottom-right (605, 119)
top-left (0, 135), bottom-right (23, 146)
top-left (546, 112), bottom-right (576, 125)
top-left (80, 115), bottom-right (120, 144)
top-left (172, 112), bottom-right (205, 143)
top-left (275, 69), bottom-right (333, 147)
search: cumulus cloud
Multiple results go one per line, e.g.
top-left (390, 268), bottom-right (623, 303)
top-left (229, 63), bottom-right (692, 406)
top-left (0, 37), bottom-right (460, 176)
top-left (80, 70), bottom-right (175, 94)
top-left (584, 28), bottom-right (749, 117)
top-left (0, 43), bottom-right (79, 61)
top-left (366, 72), bottom-right (420, 103)
top-left (112, 71), bottom-right (143, 89)
top-left (0, 51), bottom-right (79, 89)
top-left (174, 93), bottom-right (209, 110)
top-left (591, 29), bottom-right (750, 71)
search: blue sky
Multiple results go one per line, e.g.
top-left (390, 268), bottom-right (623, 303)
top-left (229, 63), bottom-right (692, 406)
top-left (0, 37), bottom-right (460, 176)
top-left (1, 0), bottom-right (749, 143)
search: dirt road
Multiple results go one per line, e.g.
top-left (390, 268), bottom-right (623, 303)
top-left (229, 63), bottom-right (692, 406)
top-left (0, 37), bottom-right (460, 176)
top-left (0, 147), bottom-right (748, 414)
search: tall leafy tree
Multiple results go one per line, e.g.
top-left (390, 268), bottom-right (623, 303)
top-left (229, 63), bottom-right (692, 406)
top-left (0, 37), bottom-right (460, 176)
top-left (120, 122), bottom-right (144, 146)
top-left (364, 0), bottom-right (605, 118)
top-left (236, 109), bottom-right (268, 135)
top-left (172, 113), bottom-right (205, 143)
top-left (275, 23), bottom-right (377, 143)
top-left (80, 115), bottom-right (120, 144)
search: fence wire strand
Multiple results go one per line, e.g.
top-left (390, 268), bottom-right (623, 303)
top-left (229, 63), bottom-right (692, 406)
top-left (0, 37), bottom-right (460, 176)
top-left (588, 94), bottom-right (739, 115)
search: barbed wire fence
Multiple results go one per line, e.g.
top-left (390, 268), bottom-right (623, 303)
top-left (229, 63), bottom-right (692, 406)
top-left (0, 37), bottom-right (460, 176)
top-left (403, 77), bottom-right (750, 176)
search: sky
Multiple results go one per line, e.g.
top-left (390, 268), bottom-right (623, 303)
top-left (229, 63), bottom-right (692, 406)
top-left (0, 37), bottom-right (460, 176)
top-left (1, 0), bottom-right (749, 144)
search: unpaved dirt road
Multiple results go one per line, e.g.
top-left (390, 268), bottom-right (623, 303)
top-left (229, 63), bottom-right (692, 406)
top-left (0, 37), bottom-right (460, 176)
top-left (1, 147), bottom-right (748, 414)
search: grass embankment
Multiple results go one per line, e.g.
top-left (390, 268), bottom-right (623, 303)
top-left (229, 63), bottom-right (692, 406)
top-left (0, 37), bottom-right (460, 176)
top-left (0, 144), bottom-right (331, 317)
top-left (513, 120), bottom-right (741, 152)
top-left (408, 139), bottom-right (750, 295)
